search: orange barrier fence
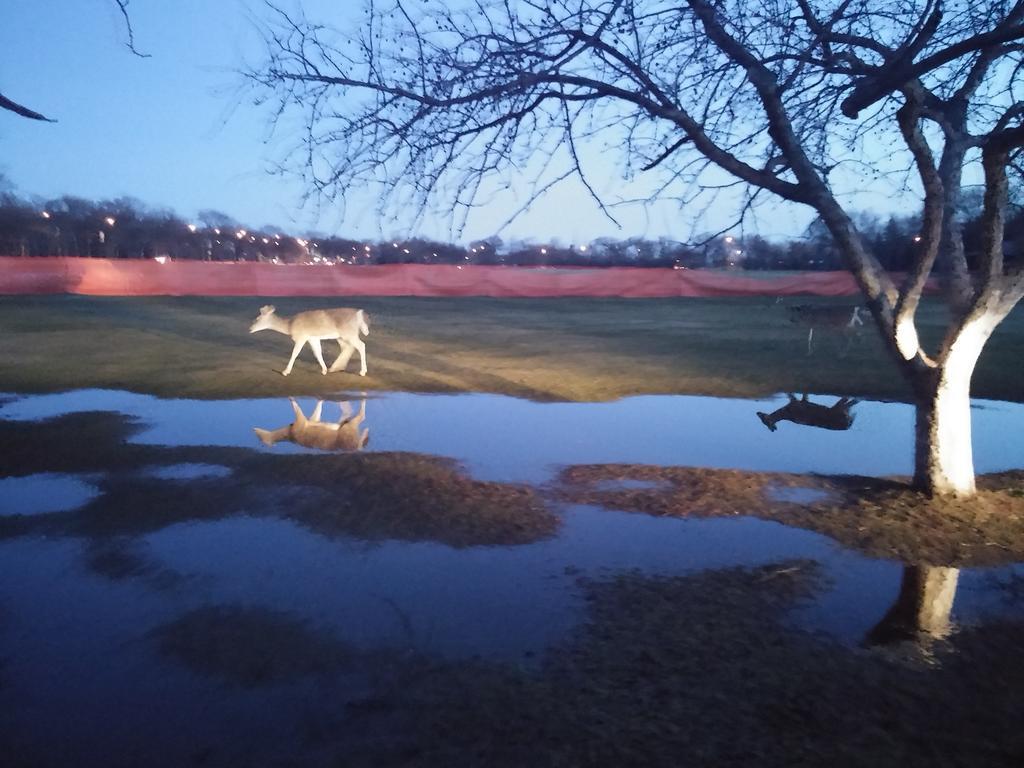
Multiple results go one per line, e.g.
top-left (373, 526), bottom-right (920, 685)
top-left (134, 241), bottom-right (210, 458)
top-left (0, 257), bottom-right (880, 298)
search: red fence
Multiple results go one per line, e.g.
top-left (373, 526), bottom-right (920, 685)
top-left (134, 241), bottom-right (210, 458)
top-left (0, 256), bottom-right (874, 298)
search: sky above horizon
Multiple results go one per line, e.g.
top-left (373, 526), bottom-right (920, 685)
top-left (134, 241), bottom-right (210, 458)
top-left (2, 0), bottom-right (919, 244)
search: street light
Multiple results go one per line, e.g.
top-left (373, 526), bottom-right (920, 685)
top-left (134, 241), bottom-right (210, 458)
top-left (104, 217), bottom-right (116, 227)
top-left (41, 211), bottom-right (51, 219)
top-left (187, 223), bottom-right (198, 233)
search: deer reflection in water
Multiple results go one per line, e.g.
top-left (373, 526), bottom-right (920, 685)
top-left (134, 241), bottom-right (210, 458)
top-left (757, 394), bottom-right (858, 432)
top-left (866, 565), bottom-right (960, 647)
top-left (254, 398), bottom-right (369, 451)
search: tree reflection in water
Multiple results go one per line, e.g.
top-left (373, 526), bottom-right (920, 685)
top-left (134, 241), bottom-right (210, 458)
top-left (866, 565), bottom-right (960, 647)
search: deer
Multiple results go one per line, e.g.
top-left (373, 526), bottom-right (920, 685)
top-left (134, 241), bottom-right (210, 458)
top-left (757, 394), bottom-right (859, 432)
top-left (786, 304), bottom-right (865, 355)
top-left (249, 305), bottom-right (369, 376)
top-left (254, 398), bottom-right (370, 451)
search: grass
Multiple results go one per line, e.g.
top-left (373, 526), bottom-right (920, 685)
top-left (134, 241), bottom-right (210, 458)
top-left (2, 294), bottom-right (1023, 401)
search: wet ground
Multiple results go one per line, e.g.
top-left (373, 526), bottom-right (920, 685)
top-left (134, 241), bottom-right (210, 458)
top-left (1, 390), bottom-right (1023, 766)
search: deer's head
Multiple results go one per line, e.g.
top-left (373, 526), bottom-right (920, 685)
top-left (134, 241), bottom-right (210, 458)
top-left (249, 305), bottom-right (276, 333)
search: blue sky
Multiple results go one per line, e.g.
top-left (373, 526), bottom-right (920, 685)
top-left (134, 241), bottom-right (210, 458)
top-left (1, 0), bottom-right (912, 244)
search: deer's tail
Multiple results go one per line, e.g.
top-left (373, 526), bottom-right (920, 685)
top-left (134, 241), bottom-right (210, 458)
top-left (358, 309), bottom-right (370, 336)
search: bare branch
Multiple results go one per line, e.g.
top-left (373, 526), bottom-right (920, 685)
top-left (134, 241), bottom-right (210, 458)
top-left (114, 0), bottom-right (151, 58)
top-left (0, 92), bottom-right (55, 122)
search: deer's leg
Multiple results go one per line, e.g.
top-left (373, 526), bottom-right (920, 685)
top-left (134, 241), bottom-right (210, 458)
top-left (310, 339), bottom-right (328, 375)
top-left (351, 338), bottom-right (368, 376)
top-left (329, 340), bottom-right (355, 372)
top-left (339, 400), bottom-right (353, 422)
top-left (282, 338), bottom-right (307, 376)
top-left (311, 400), bottom-right (324, 422)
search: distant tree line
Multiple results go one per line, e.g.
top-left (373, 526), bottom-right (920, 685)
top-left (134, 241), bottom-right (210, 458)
top-left (0, 190), bottom-right (1020, 270)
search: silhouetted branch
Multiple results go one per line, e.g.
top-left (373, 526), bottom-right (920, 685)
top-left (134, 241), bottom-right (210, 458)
top-left (0, 92), bottom-right (55, 122)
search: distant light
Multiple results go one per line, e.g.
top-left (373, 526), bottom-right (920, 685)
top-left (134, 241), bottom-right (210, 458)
top-left (364, 245), bottom-right (370, 252)
top-left (296, 238), bottom-right (308, 247)
top-left (913, 235), bottom-right (922, 242)
top-left (236, 229), bottom-right (247, 239)
top-left (187, 223), bottom-right (197, 233)
top-left (104, 217), bottom-right (116, 227)
top-left (403, 248), bottom-right (410, 254)
top-left (41, 211), bottom-right (51, 219)
top-left (262, 237), bottom-right (269, 244)
top-left (540, 248), bottom-right (547, 254)
top-left (153, 256), bottom-right (169, 264)
top-left (579, 245), bottom-right (587, 252)
top-left (214, 228), bottom-right (221, 235)
top-left (392, 242), bottom-right (398, 247)
top-left (249, 236), bottom-right (256, 242)
top-left (724, 236), bottom-right (734, 243)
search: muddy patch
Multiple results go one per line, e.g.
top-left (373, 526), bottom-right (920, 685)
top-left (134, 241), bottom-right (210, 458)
top-left (556, 464), bottom-right (1024, 565)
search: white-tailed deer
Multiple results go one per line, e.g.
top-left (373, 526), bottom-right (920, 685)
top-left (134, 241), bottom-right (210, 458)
top-left (249, 305), bottom-right (370, 376)
top-left (254, 398), bottom-right (370, 451)
top-left (757, 394), bottom-right (858, 432)
top-left (786, 304), bottom-right (865, 355)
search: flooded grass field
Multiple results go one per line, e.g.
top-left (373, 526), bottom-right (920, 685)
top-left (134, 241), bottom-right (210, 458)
top-left (2, 389), bottom-right (1024, 766)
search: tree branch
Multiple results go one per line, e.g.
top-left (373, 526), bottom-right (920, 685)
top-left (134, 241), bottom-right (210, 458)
top-left (0, 91), bottom-right (55, 122)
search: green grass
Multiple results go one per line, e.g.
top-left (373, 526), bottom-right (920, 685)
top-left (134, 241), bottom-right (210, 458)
top-left (2, 294), bottom-right (1023, 401)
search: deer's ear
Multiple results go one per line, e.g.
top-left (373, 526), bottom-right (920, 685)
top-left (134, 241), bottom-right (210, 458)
top-left (260, 305), bottom-right (275, 315)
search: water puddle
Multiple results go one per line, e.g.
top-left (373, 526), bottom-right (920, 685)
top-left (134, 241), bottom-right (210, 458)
top-left (589, 478), bottom-right (670, 492)
top-left (5, 388), bottom-right (1024, 482)
top-left (144, 464), bottom-right (233, 481)
top-left (765, 484), bottom-right (836, 505)
top-left (0, 473), bottom-right (98, 516)
top-left (1, 388), bottom-right (1022, 764)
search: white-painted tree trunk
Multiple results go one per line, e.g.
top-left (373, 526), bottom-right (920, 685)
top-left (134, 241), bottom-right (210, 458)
top-left (913, 315), bottom-right (999, 496)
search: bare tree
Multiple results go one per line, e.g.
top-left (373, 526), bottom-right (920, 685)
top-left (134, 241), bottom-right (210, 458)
top-left (251, 0), bottom-right (1024, 496)
top-left (1, 0), bottom-right (148, 122)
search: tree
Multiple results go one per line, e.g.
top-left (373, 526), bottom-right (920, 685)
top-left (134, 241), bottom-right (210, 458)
top-left (1, 0), bottom-right (147, 122)
top-left (251, 0), bottom-right (1024, 497)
